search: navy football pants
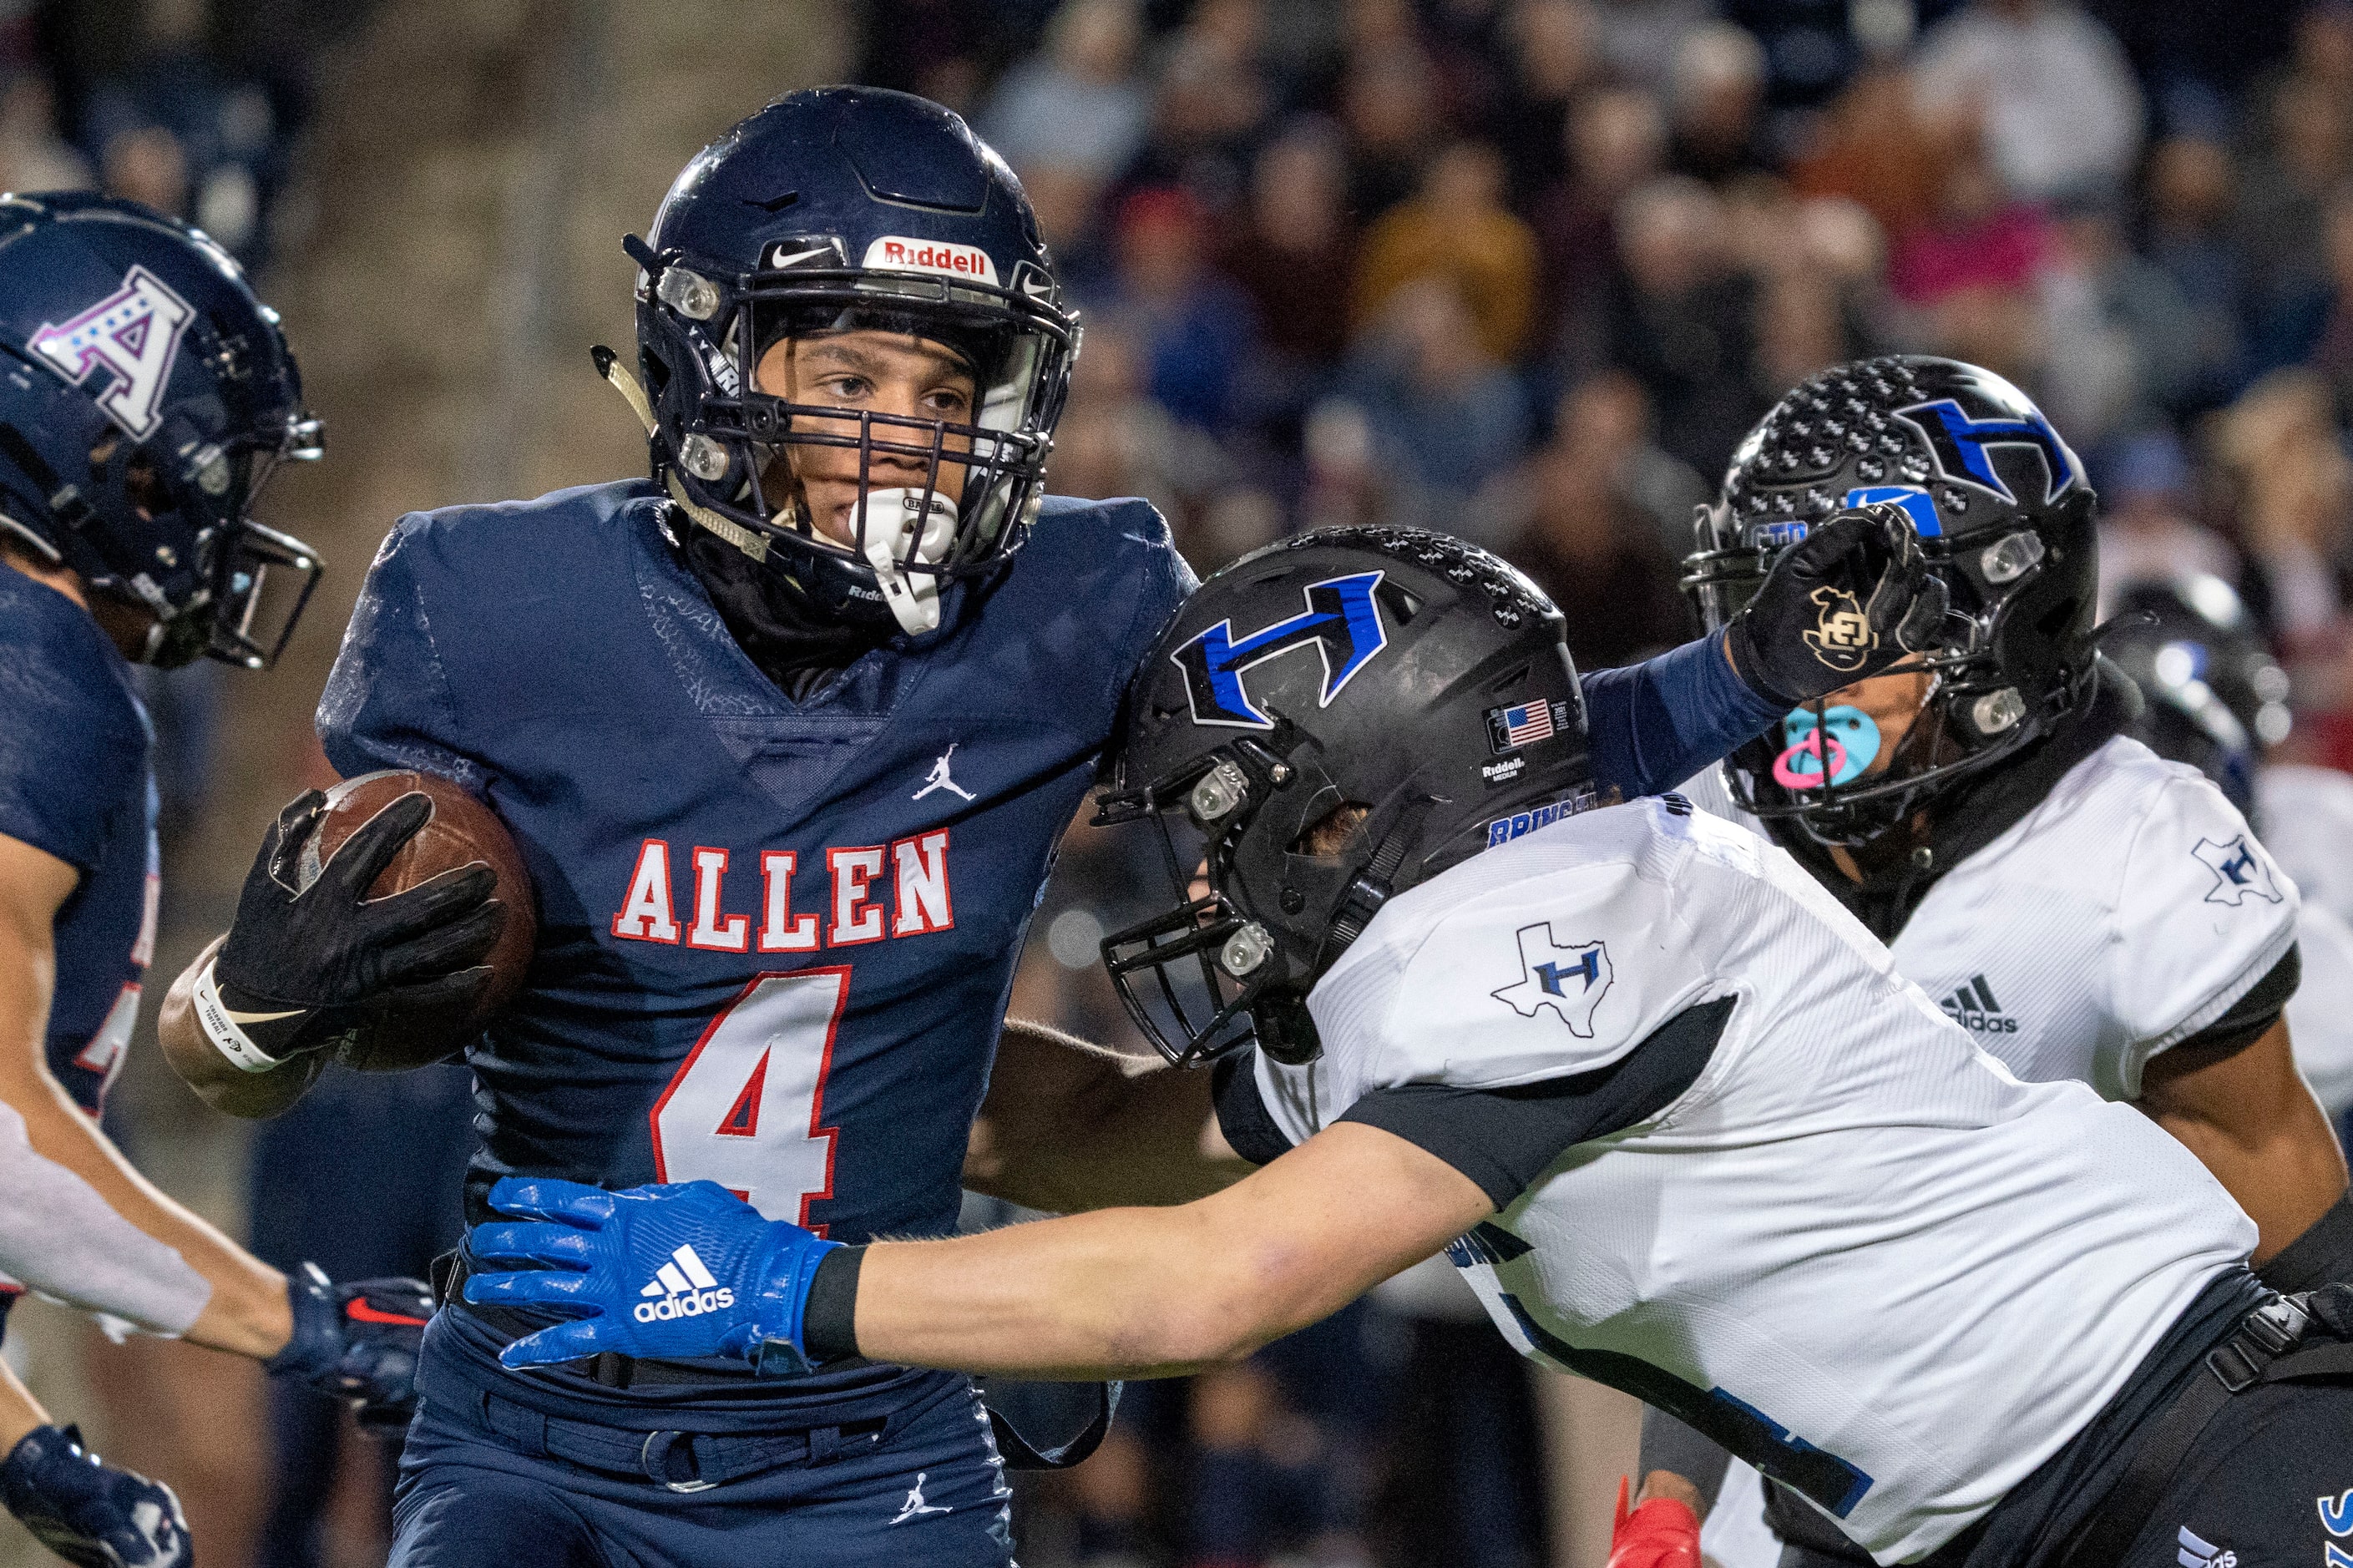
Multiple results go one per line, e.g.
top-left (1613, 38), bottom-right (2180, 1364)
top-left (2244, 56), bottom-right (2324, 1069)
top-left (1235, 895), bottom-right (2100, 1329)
top-left (387, 1374), bottom-right (1017, 1567)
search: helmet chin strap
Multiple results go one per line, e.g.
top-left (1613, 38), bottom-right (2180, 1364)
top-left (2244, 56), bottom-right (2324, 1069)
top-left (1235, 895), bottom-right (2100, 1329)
top-left (595, 341), bottom-right (953, 633)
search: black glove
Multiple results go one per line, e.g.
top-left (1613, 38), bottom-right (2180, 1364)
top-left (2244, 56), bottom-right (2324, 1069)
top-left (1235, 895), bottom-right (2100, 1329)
top-left (0, 1424), bottom-right (190, 1568)
top-left (1727, 503), bottom-right (1949, 706)
top-left (207, 789), bottom-right (504, 1065)
top-left (263, 1263), bottom-right (434, 1434)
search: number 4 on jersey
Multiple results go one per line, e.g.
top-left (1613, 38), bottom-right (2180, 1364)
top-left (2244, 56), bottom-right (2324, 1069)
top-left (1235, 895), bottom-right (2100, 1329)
top-left (649, 968), bottom-right (846, 1231)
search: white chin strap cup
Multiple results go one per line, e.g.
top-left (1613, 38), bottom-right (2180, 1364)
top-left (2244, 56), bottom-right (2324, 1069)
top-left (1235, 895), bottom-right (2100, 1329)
top-left (860, 488), bottom-right (959, 635)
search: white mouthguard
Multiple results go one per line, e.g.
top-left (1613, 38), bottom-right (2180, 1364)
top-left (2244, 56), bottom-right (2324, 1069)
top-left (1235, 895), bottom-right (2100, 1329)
top-left (860, 488), bottom-right (960, 635)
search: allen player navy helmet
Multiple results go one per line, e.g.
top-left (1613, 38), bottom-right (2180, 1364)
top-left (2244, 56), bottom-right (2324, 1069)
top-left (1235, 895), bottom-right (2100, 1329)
top-left (1683, 356), bottom-right (2097, 847)
top-left (620, 86), bottom-right (1078, 635)
top-left (1096, 528), bottom-right (1593, 1066)
top-left (0, 192), bottom-right (322, 669)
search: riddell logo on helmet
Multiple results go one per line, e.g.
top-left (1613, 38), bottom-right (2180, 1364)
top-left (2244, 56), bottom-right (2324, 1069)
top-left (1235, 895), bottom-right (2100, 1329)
top-left (863, 236), bottom-right (999, 286)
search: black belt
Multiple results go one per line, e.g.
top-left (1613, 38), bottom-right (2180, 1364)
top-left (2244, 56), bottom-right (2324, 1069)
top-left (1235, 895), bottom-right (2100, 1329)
top-left (428, 1247), bottom-right (855, 1390)
top-left (427, 1368), bottom-right (891, 1491)
top-left (2059, 1287), bottom-right (2353, 1568)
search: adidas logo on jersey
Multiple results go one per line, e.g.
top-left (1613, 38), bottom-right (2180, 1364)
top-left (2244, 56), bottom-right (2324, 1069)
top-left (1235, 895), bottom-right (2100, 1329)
top-left (634, 1245), bottom-right (736, 1323)
top-left (1939, 974), bottom-right (2016, 1034)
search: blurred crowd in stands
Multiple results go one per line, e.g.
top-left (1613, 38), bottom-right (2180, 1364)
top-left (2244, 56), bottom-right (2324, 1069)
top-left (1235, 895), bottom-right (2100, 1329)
top-left (855, 0), bottom-right (2353, 1562)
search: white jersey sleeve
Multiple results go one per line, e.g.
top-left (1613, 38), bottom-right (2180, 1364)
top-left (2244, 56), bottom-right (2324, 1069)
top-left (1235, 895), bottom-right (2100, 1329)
top-left (2107, 773), bottom-right (2299, 1096)
top-left (1324, 840), bottom-right (1716, 1090)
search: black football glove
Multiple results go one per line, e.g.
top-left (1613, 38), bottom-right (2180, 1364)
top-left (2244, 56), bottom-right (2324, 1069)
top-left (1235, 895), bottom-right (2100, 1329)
top-left (205, 788), bottom-right (504, 1066)
top-left (264, 1263), bottom-right (433, 1434)
top-left (1727, 503), bottom-right (1949, 706)
top-left (0, 1424), bottom-right (190, 1568)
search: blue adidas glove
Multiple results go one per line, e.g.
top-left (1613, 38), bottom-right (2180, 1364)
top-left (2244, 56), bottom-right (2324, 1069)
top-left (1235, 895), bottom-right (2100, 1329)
top-left (263, 1263), bottom-right (434, 1431)
top-left (0, 1424), bottom-right (190, 1568)
top-left (463, 1176), bottom-right (837, 1373)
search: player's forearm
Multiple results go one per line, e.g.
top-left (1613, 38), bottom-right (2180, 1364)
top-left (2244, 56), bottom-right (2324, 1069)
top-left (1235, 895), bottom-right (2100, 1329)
top-left (855, 1202), bottom-right (1301, 1378)
top-left (0, 931), bottom-right (287, 1356)
top-left (964, 1019), bottom-right (1251, 1212)
top-left (2143, 1019), bottom-right (2350, 1262)
top-left (1, 1070), bottom-right (289, 1357)
top-left (156, 936), bottom-right (326, 1120)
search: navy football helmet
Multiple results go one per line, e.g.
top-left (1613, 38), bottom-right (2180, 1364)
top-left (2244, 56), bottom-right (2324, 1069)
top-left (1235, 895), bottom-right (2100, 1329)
top-left (1683, 356), bottom-right (2098, 847)
top-left (1095, 528), bottom-right (1591, 1066)
top-left (618, 87), bottom-right (1078, 636)
top-left (0, 193), bottom-right (321, 669)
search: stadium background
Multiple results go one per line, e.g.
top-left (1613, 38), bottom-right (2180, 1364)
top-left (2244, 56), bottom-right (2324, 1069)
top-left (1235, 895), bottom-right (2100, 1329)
top-left (3, 0), bottom-right (2350, 1563)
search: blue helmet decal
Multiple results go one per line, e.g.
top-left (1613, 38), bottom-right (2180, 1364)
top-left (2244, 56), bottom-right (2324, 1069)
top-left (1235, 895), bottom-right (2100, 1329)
top-left (1173, 571), bottom-right (1388, 729)
top-left (1895, 397), bottom-right (2078, 505)
top-left (1842, 484), bottom-right (1942, 538)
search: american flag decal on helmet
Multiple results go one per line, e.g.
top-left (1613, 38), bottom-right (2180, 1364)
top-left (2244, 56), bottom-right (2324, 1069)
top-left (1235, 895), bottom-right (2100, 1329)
top-left (1486, 699), bottom-right (1566, 755)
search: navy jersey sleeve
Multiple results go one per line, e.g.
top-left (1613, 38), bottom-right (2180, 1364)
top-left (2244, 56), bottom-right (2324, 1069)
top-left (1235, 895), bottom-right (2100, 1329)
top-left (1581, 628), bottom-right (1783, 801)
top-left (0, 578), bottom-right (145, 873)
top-left (1096, 498), bottom-right (1196, 718)
top-left (315, 518), bottom-right (486, 788)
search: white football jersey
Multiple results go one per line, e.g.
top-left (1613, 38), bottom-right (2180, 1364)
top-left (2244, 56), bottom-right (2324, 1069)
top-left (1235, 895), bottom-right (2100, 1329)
top-left (1260, 798), bottom-right (2252, 1563)
top-left (2259, 763), bottom-right (2353, 928)
top-left (1684, 737), bottom-right (2300, 1101)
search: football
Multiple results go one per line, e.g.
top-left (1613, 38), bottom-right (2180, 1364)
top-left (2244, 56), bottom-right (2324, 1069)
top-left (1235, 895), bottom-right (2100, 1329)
top-left (301, 769), bottom-right (537, 1071)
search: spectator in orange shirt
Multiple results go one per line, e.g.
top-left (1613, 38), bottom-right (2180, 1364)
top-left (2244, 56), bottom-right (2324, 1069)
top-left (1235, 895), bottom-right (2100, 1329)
top-left (1789, 61), bottom-right (1942, 243)
top-left (1352, 140), bottom-right (1540, 363)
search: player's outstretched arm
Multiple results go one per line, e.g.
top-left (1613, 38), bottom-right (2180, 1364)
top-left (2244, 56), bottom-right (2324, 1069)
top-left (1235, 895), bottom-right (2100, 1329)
top-left (2140, 1017), bottom-right (2350, 1268)
top-left (159, 787), bottom-right (502, 1119)
top-left (860, 1122), bottom-right (1488, 1377)
top-left (470, 1123), bottom-right (1490, 1379)
top-left (964, 1019), bottom-right (1253, 1212)
top-left (0, 832), bottom-right (289, 1358)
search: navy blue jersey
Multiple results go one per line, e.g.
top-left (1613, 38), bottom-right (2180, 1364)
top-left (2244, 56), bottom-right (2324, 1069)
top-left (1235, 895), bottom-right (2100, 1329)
top-left (319, 483), bottom-right (1193, 1249)
top-left (0, 566), bottom-right (156, 1117)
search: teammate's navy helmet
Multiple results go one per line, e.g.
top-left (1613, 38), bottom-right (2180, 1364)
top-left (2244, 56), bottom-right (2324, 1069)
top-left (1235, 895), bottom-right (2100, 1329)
top-left (1683, 356), bottom-right (2098, 847)
top-left (1094, 528), bottom-right (1592, 1066)
top-left (628, 87), bottom-right (1078, 635)
top-left (2103, 574), bottom-right (2291, 820)
top-left (0, 192), bottom-right (321, 669)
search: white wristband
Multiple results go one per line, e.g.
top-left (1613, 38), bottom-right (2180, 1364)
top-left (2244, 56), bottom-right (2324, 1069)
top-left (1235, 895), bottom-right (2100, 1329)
top-left (190, 959), bottom-right (290, 1073)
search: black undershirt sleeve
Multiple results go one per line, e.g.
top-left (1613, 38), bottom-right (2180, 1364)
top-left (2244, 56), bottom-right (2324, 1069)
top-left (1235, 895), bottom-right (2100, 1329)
top-left (1211, 1049), bottom-right (1297, 1167)
top-left (801, 1244), bottom-right (865, 1363)
top-left (2173, 943), bottom-right (2300, 1060)
top-left (1336, 996), bottom-right (1736, 1208)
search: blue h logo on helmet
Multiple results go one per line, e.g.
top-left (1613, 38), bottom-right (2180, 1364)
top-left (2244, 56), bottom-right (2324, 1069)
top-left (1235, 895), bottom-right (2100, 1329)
top-left (1174, 572), bottom-right (1388, 728)
top-left (1896, 398), bottom-right (2078, 505)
